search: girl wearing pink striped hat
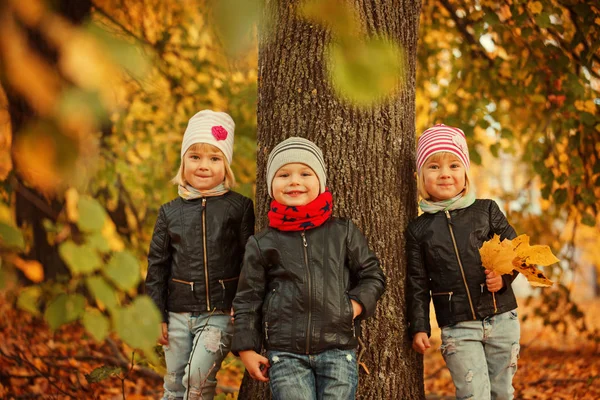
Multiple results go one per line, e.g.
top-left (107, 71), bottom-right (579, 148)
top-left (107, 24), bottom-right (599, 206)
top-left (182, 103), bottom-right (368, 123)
top-left (407, 124), bottom-right (521, 399)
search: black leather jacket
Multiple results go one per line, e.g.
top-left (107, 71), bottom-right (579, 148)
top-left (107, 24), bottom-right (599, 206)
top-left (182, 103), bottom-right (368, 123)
top-left (406, 199), bottom-right (518, 337)
top-left (232, 217), bottom-right (386, 355)
top-left (146, 192), bottom-right (254, 322)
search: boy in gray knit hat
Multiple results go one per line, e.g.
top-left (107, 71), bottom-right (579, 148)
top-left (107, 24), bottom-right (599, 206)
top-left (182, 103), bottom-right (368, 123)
top-left (232, 137), bottom-right (386, 399)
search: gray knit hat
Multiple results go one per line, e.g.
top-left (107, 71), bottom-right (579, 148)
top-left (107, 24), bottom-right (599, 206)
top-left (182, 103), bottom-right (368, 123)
top-left (266, 137), bottom-right (327, 197)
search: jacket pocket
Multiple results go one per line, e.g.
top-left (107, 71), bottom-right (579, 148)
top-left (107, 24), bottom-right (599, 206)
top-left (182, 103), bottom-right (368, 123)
top-left (344, 292), bottom-right (356, 337)
top-left (263, 288), bottom-right (277, 342)
top-left (432, 291), bottom-right (454, 314)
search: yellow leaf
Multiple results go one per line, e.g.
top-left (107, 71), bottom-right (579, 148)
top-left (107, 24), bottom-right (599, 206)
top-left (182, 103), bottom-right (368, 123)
top-left (9, 255), bottom-right (44, 283)
top-left (102, 219), bottom-right (124, 252)
top-left (513, 234), bottom-right (560, 266)
top-left (527, 2), bottom-right (543, 15)
top-left (511, 259), bottom-right (554, 287)
top-left (479, 234), bottom-right (557, 288)
top-left (65, 188), bottom-right (79, 223)
top-left (479, 234), bottom-right (516, 275)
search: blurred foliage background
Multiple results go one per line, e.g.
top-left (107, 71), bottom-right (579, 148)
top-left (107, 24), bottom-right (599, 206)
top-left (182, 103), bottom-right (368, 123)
top-left (0, 0), bottom-right (599, 390)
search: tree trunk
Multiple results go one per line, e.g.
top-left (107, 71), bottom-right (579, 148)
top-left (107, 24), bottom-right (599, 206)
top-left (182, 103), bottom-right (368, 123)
top-left (239, 0), bottom-right (424, 398)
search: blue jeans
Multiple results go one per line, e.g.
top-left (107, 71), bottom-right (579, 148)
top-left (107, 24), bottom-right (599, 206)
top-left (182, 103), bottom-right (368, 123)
top-left (267, 349), bottom-right (358, 400)
top-left (163, 312), bottom-right (233, 400)
top-left (440, 309), bottom-right (520, 400)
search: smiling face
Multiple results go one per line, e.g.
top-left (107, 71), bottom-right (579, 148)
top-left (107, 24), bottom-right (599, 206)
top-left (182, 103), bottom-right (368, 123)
top-left (421, 152), bottom-right (466, 201)
top-left (271, 163), bottom-right (320, 206)
top-left (183, 143), bottom-right (226, 191)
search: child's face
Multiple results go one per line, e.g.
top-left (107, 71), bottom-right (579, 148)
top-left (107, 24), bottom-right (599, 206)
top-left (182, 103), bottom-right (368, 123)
top-left (183, 144), bottom-right (226, 191)
top-left (272, 163), bottom-right (320, 206)
top-left (422, 153), bottom-right (466, 201)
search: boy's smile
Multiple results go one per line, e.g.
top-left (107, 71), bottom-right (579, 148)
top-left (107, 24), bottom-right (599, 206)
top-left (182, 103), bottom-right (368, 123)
top-left (272, 163), bottom-right (320, 206)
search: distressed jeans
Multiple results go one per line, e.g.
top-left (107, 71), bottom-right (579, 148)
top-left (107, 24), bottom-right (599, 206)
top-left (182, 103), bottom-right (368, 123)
top-left (163, 312), bottom-right (233, 400)
top-left (440, 309), bottom-right (520, 400)
top-left (266, 349), bottom-right (358, 400)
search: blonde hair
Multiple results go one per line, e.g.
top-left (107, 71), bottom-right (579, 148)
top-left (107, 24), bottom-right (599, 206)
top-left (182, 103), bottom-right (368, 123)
top-left (416, 152), bottom-right (470, 200)
top-left (171, 143), bottom-right (237, 188)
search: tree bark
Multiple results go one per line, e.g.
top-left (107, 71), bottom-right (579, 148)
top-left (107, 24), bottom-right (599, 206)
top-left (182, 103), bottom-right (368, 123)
top-left (239, 0), bottom-right (424, 398)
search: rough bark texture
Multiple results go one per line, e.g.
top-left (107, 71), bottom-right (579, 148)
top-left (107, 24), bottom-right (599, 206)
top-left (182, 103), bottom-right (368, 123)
top-left (239, 0), bottom-right (424, 398)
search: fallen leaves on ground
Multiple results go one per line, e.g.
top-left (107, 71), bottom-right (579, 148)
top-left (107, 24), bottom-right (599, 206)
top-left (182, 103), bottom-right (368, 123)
top-left (1, 291), bottom-right (598, 399)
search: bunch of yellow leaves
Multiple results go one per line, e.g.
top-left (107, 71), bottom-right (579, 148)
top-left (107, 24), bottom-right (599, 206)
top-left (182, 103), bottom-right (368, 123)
top-left (479, 234), bottom-right (557, 288)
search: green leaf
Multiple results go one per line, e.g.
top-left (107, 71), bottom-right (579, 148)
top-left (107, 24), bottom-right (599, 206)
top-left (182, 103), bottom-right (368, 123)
top-left (535, 12), bottom-right (551, 28)
top-left (489, 143), bottom-right (500, 158)
top-left (580, 112), bottom-right (596, 127)
top-left (82, 309), bottom-right (110, 342)
top-left (44, 293), bottom-right (86, 331)
top-left (17, 286), bottom-right (42, 316)
top-left (77, 197), bottom-right (107, 233)
top-left (86, 276), bottom-right (119, 311)
top-left (85, 365), bottom-right (123, 383)
top-left (104, 251), bottom-right (140, 291)
top-left (581, 212), bottom-right (596, 227)
top-left (327, 38), bottom-right (405, 106)
top-left (552, 188), bottom-right (568, 205)
top-left (112, 296), bottom-right (161, 357)
top-left (541, 185), bottom-right (552, 200)
top-left (0, 223), bottom-right (25, 251)
top-left (86, 231), bottom-right (111, 253)
top-left (59, 241), bottom-right (102, 275)
top-left (211, 0), bottom-right (261, 57)
top-left (581, 191), bottom-right (596, 206)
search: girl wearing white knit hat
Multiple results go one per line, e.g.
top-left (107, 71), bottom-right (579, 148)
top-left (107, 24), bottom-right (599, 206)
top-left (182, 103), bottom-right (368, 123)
top-left (146, 110), bottom-right (255, 400)
top-left (407, 124), bottom-right (521, 400)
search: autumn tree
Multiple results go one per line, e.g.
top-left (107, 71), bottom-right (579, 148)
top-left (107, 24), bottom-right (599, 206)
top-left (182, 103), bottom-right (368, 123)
top-left (238, 0), bottom-right (424, 398)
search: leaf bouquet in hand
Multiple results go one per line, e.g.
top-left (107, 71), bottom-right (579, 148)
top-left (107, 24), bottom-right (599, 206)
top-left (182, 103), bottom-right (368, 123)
top-left (479, 234), bottom-right (558, 287)
top-left (479, 234), bottom-right (558, 311)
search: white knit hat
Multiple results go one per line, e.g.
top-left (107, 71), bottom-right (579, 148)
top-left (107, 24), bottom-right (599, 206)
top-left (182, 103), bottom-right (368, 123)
top-left (416, 124), bottom-right (470, 172)
top-left (266, 137), bottom-right (326, 197)
top-left (181, 110), bottom-right (235, 164)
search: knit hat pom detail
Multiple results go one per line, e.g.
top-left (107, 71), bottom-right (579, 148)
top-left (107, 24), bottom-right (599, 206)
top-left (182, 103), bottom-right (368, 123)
top-left (211, 125), bottom-right (228, 141)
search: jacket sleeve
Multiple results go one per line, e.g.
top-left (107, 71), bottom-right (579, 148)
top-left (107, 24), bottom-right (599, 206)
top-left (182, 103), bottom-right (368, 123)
top-left (145, 206), bottom-right (171, 323)
top-left (406, 225), bottom-right (431, 338)
top-left (239, 198), bottom-right (255, 251)
top-left (346, 220), bottom-right (386, 320)
top-left (489, 200), bottom-right (519, 290)
top-left (232, 236), bottom-right (266, 354)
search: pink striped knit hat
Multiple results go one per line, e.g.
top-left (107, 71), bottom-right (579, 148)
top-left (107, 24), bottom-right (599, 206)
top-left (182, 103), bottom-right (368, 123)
top-left (416, 124), bottom-right (470, 172)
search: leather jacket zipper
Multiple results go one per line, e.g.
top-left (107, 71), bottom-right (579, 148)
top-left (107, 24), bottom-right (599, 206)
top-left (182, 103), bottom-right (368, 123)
top-left (444, 210), bottom-right (476, 320)
top-left (172, 278), bottom-right (194, 291)
top-left (218, 276), bottom-right (238, 290)
top-left (202, 198), bottom-right (211, 311)
top-left (432, 291), bottom-right (453, 313)
top-left (301, 231), bottom-right (312, 354)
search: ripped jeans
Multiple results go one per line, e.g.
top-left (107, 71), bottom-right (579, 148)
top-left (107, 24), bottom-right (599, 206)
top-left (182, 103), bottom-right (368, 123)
top-left (163, 312), bottom-right (233, 400)
top-left (440, 309), bottom-right (520, 400)
top-left (266, 349), bottom-right (358, 400)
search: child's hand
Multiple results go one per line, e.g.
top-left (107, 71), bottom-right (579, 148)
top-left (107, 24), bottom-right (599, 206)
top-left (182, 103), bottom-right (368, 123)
top-left (350, 299), bottom-right (363, 319)
top-left (239, 350), bottom-right (270, 382)
top-left (159, 322), bottom-right (169, 345)
top-left (412, 332), bottom-right (430, 354)
top-left (485, 269), bottom-right (504, 293)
